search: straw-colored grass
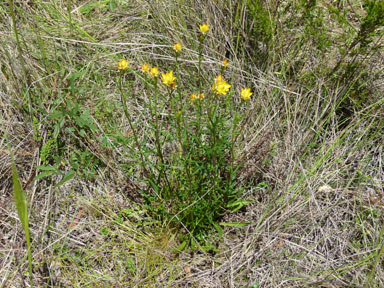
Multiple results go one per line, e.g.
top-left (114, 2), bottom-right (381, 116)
top-left (1, 0), bottom-right (383, 287)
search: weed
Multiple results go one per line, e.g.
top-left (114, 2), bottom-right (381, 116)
top-left (117, 25), bottom-right (253, 247)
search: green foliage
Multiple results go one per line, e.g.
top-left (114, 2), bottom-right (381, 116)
top-left (240, 0), bottom-right (383, 124)
top-left (40, 136), bottom-right (57, 165)
top-left (246, 0), bottom-right (274, 46)
top-left (69, 149), bottom-right (101, 180)
top-left (79, 0), bottom-right (117, 16)
top-left (49, 99), bottom-right (97, 139)
top-left (238, 0), bottom-right (276, 68)
top-left (358, 0), bottom-right (384, 50)
top-left (36, 95), bottom-right (103, 184)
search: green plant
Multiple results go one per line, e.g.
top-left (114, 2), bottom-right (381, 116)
top-left (7, 136), bottom-right (33, 287)
top-left (117, 25), bottom-right (253, 247)
top-left (40, 135), bottom-right (57, 165)
top-left (35, 96), bottom-right (102, 184)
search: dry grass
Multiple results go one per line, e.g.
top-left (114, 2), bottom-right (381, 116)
top-left (1, 0), bottom-right (383, 287)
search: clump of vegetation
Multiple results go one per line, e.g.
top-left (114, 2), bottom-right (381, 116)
top-left (116, 25), bottom-right (253, 247)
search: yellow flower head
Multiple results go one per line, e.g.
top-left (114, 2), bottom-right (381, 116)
top-left (173, 43), bottom-right (182, 52)
top-left (117, 59), bottom-right (129, 71)
top-left (141, 64), bottom-right (150, 73)
top-left (161, 71), bottom-right (176, 87)
top-left (212, 75), bottom-right (231, 95)
top-left (222, 59), bottom-right (229, 67)
top-left (199, 24), bottom-right (209, 35)
top-left (240, 88), bottom-right (253, 101)
top-left (190, 93), bottom-right (204, 101)
top-left (150, 66), bottom-right (159, 77)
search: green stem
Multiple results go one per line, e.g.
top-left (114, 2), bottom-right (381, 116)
top-left (175, 53), bottom-right (183, 111)
top-left (198, 36), bottom-right (204, 94)
top-left (151, 80), bottom-right (173, 197)
top-left (118, 73), bottom-right (148, 176)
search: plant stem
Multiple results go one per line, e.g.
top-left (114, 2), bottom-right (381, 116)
top-left (118, 74), bottom-right (148, 176)
top-left (198, 36), bottom-right (203, 94)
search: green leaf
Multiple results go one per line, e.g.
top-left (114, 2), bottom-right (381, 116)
top-left (213, 222), bottom-right (223, 237)
top-left (33, 170), bottom-right (57, 181)
top-left (8, 139), bottom-right (33, 287)
top-left (67, 70), bottom-right (87, 82)
top-left (53, 118), bottom-right (65, 139)
top-left (49, 110), bottom-right (64, 120)
top-left (53, 123), bottom-right (60, 139)
top-left (36, 165), bottom-right (57, 171)
top-left (190, 238), bottom-right (197, 250)
top-left (176, 240), bottom-right (187, 251)
top-left (79, 129), bottom-right (86, 137)
top-left (55, 170), bottom-right (75, 187)
top-left (227, 199), bottom-right (252, 212)
top-left (219, 222), bottom-right (251, 227)
top-left (12, 163), bottom-right (29, 235)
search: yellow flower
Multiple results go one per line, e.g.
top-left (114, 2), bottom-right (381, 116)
top-left (190, 93), bottom-right (204, 101)
top-left (215, 82), bottom-right (231, 95)
top-left (212, 75), bottom-right (231, 95)
top-left (161, 71), bottom-right (176, 87)
top-left (199, 24), bottom-right (209, 34)
top-left (222, 59), bottom-right (229, 67)
top-left (149, 67), bottom-right (159, 77)
top-left (141, 64), bottom-right (150, 73)
top-left (173, 43), bottom-right (182, 52)
top-left (117, 59), bottom-right (129, 71)
top-left (240, 88), bottom-right (253, 101)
